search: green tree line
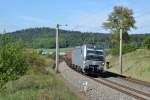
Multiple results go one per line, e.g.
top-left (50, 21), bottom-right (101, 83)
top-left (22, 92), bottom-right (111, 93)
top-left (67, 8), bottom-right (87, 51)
top-left (0, 27), bottom-right (149, 49)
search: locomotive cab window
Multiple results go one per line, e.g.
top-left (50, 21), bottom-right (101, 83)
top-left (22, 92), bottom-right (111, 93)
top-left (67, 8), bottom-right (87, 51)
top-left (86, 55), bottom-right (104, 61)
top-left (87, 50), bottom-right (103, 55)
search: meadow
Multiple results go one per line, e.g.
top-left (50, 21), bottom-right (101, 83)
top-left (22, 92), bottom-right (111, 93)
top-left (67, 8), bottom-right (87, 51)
top-left (0, 52), bottom-right (80, 100)
top-left (36, 48), bottom-right (73, 53)
top-left (106, 49), bottom-right (150, 82)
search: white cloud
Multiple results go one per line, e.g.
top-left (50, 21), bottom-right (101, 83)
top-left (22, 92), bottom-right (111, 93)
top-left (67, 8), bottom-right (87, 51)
top-left (65, 9), bottom-right (111, 33)
top-left (64, 5), bottom-right (150, 34)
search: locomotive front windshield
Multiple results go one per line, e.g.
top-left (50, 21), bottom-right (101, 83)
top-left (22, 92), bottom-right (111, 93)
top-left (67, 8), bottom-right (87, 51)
top-left (87, 50), bottom-right (103, 55)
top-left (86, 50), bottom-right (104, 61)
top-left (86, 55), bottom-right (104, 61)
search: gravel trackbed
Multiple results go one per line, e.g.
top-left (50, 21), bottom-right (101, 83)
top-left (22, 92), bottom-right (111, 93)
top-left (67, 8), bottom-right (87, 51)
top-left (59, 62), bottom-right (137, 100)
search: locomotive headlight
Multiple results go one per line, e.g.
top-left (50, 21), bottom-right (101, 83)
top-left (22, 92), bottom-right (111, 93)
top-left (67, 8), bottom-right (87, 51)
top-left (102, 62), bottom-right (105, 66)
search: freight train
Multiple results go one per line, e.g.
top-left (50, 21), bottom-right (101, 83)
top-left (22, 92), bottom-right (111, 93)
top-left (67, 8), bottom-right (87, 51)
top-left (65, 44), bottom-right (105, 74)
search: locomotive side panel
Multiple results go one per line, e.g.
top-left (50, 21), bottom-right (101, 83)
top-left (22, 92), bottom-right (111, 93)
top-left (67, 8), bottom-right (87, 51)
top-left (72, 47), bottom-right (83, 67)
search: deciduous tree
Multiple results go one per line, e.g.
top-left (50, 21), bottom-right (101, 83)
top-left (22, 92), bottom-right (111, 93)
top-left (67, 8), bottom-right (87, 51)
top-left (103, 6), bottom-right (136, 45)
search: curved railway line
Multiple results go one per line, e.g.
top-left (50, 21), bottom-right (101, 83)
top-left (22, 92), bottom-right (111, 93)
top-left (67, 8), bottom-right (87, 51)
top-left (64, 55), bottom-right (150, 100)
top-left (102, 71), bottom-right (150, 88)
top-left (94, 77), bottom-right (150, 100)
top-left (118, 76), bottom-right (150, 88)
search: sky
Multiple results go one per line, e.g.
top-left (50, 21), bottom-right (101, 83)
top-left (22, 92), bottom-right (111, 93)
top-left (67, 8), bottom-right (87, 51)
top-left (0, 0), bottom-right (150, 34)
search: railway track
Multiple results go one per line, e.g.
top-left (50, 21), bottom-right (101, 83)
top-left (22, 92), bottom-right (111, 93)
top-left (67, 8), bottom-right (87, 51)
top-left (102, 71), bottom-right (150, 87)
top-left (82, 73), bottom-right (150, 100)
top-left (118, 76), bottom-right (150, 88)
top-left (94, 77), bottom-right (150, 100)
top-left (64, 57), bottom-right (150, 100)
top-left (97, 71), bottom-right (150, 95)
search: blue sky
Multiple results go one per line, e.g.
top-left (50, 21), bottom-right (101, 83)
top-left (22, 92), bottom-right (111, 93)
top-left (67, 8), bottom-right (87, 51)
top-left (0, 0), bottom-right (150, 34)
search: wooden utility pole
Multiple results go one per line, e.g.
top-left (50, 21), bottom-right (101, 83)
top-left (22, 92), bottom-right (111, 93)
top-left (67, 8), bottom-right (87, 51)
top-left (119, 26), bottom-right (123, 74)
top-left (55, 24), bottom-right (59, 73)
top-left (55, 24), bottom-right (67, 73)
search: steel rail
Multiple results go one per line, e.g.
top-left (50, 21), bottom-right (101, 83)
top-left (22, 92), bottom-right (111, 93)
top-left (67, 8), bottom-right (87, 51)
top-left (95, 77), bottom-right (150, 100)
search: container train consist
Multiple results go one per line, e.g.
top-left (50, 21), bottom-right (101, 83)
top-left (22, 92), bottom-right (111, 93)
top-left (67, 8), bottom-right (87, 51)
top-left (67, 44), bottom-right (105, 74)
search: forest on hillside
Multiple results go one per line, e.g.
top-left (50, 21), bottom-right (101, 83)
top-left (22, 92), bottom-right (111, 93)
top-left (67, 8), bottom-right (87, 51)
top-left (0, 27), bottom-right (149, 49)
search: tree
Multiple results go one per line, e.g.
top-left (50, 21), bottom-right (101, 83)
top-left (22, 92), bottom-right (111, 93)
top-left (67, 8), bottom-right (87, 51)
top-left (143, 36), bottom-right (150, 49)
top-left (103, 6), bottom-right (136, 45)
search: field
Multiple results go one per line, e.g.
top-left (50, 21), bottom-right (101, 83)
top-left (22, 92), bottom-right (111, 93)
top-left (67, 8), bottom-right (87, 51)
top-left (0, 54), bottom-right (80, 100)
top-left (106, 49), bottom-right (150, 82)
top-left (36, 48), bottom-right (73, 53)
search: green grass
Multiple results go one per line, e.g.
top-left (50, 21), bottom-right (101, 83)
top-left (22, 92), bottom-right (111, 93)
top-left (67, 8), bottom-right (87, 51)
top-left (36, 48), bottom-right (73, 53)
top-left (106, 49), bottom-right (150, 82)
top-left (0, 55), bottom-right (80, 100)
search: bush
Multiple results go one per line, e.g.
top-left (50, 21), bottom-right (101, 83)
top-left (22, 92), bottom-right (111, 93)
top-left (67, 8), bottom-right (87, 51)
top-left (123, 44), bottom-right (136, 54)
top-left (109, 44), bottom-right (136, 55)
top-left (26, 52), bottom-right (51, 75)
top-left (27, 52), bottom-right (46, 68)
top-left (0, 35), bottom-right (28, 82)
top-left (143, 36), bottom-right (150, 49)
top-left (110, 47), bottom-right (119, 55)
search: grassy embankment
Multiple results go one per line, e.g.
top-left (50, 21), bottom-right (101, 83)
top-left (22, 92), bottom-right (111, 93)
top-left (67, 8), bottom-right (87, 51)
top-left (107, 49), bottom-right (150, 82)
top-left (0, 51), bottom-right (80, 100)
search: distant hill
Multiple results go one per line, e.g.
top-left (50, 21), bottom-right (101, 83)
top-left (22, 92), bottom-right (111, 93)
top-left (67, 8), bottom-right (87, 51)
top-left (1, 27), bottom-right (150, 49)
